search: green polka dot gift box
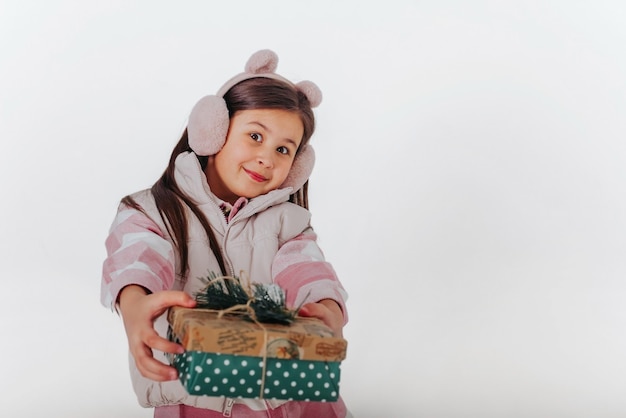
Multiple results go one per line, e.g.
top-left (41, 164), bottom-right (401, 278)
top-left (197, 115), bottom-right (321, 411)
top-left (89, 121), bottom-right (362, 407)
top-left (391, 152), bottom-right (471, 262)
top-left (167, 307), bottom-right (347, 402)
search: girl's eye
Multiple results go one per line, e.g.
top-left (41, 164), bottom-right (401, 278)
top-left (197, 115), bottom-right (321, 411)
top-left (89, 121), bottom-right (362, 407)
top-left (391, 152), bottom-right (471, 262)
top-left (277, 146), bottom-right (289, 155)
top-left (250, 133), bottom-right (262, 142)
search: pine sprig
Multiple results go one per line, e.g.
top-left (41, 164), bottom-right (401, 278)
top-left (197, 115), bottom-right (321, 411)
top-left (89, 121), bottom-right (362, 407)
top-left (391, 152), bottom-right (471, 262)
top-left (194, 272), bottom-right (298, 325)
top-left (195, 272), bottom-right (249, 309)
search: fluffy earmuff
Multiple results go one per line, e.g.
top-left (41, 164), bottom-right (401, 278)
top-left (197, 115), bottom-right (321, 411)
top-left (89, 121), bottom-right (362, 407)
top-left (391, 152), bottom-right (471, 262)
top-left (187, 49), bottom-right (322, 191)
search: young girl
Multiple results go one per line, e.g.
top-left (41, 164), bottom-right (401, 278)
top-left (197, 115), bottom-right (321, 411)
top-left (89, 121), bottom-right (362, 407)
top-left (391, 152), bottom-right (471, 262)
top-left (101, 49), bottom-right (349, 417)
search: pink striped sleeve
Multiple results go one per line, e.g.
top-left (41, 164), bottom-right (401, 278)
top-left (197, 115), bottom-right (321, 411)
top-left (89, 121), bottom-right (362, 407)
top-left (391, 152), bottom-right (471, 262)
top-left (272, 231), bottom-right (348, 324)
top-left (100, 207), bottom-right (175, 310)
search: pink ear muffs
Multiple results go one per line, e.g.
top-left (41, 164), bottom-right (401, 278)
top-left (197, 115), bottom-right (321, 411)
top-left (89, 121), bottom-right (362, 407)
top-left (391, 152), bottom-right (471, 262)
top-left (187, 49), bottom-right (322, 191)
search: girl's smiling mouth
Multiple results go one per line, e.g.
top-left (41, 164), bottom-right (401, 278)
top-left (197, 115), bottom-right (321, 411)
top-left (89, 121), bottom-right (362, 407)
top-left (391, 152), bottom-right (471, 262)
top-left (244, 168), bottom-right (268, 182)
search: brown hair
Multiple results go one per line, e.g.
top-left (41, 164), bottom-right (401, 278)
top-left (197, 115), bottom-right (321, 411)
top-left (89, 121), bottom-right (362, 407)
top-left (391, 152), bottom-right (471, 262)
top-left (121, 77), bottom-right (315, 278)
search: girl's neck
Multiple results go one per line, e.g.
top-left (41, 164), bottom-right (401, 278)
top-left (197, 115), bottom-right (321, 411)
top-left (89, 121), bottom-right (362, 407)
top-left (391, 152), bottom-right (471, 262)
top-left (204, 157), bottom-right (239, 205)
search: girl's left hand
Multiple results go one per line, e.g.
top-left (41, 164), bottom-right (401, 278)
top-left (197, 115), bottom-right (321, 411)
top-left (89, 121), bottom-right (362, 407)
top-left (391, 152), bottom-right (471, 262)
top-left (298, 299), bottom-right (344, 338)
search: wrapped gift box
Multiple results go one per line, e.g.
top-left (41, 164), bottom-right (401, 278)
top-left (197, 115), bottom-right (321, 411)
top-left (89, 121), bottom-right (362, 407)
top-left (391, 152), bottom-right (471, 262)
top-left (167, 306), bottom-right (347, 401)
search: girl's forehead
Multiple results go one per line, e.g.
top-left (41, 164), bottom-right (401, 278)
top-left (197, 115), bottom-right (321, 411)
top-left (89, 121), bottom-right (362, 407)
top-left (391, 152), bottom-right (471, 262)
top-left (233, 109), bottom-right (303, 128)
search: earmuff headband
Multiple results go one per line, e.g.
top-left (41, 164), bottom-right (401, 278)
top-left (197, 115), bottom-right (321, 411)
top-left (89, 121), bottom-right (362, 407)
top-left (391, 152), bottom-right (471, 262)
top-left (187, 49), bottom-right (322, 191)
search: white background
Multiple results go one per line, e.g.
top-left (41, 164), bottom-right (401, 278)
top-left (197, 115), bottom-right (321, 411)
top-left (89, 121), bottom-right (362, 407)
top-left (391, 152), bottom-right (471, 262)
top-left (1, 1), bottom-right (625, 417)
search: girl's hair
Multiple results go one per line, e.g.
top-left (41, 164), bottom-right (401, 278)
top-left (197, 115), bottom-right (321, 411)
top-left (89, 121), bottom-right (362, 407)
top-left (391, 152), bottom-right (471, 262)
top-left (121, 77), bottom-right (316, 278)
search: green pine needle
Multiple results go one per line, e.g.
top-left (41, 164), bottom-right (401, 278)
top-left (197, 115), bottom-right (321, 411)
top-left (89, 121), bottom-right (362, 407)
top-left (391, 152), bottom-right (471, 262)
top-left (195, 272), bottom-right (297, 325)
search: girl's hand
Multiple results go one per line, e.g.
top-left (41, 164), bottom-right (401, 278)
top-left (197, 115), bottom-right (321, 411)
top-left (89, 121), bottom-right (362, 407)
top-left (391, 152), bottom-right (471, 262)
top-left (298, 299), bottom-right (345, 338)
top-left (117, 285), bottom-right (196, 381)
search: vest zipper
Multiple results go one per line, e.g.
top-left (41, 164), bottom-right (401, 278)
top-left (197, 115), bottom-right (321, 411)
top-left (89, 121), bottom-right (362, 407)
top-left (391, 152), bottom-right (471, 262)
top-left (222, 397), bottom-right (235, 416)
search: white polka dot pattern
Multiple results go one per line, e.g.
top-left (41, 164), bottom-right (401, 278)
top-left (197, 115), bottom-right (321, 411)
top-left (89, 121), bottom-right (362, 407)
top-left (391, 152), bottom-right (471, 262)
top-left (172, 352), bottom-right (341, 401)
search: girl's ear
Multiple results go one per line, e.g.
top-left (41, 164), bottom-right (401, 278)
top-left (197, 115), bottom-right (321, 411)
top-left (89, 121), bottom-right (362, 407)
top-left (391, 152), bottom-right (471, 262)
top-left (281, 145), bottom-right (315, 191)
top-left (187, 95), bottom-right (230, 156)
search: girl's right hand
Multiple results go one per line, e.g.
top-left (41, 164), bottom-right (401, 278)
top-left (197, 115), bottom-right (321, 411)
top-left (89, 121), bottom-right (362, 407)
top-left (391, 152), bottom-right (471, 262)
top-left (117, 285), bottom-right (196, 381)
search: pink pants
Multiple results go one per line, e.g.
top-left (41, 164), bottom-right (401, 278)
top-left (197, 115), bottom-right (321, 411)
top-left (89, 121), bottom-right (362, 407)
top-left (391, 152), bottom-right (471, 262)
top-left (154, 398), bottom-right (347, 418)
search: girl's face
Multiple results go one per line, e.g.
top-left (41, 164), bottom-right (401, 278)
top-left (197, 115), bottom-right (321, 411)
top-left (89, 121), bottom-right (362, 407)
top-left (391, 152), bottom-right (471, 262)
top-left (207, 108), bottom-right (304, 204)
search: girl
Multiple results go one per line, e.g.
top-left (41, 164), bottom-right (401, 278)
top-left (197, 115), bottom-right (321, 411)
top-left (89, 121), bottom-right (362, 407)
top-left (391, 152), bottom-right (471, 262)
top-left (101, 49), bottom-right (349, 418)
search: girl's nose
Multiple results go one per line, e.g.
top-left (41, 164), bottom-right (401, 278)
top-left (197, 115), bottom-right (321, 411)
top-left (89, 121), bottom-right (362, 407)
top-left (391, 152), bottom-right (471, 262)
top-left (256, 148), bottom-right (274, 168)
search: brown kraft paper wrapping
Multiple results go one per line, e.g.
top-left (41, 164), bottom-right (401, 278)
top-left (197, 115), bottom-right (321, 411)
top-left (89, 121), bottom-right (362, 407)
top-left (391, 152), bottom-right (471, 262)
top-left (168, 306), bottom-right (347, 362)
